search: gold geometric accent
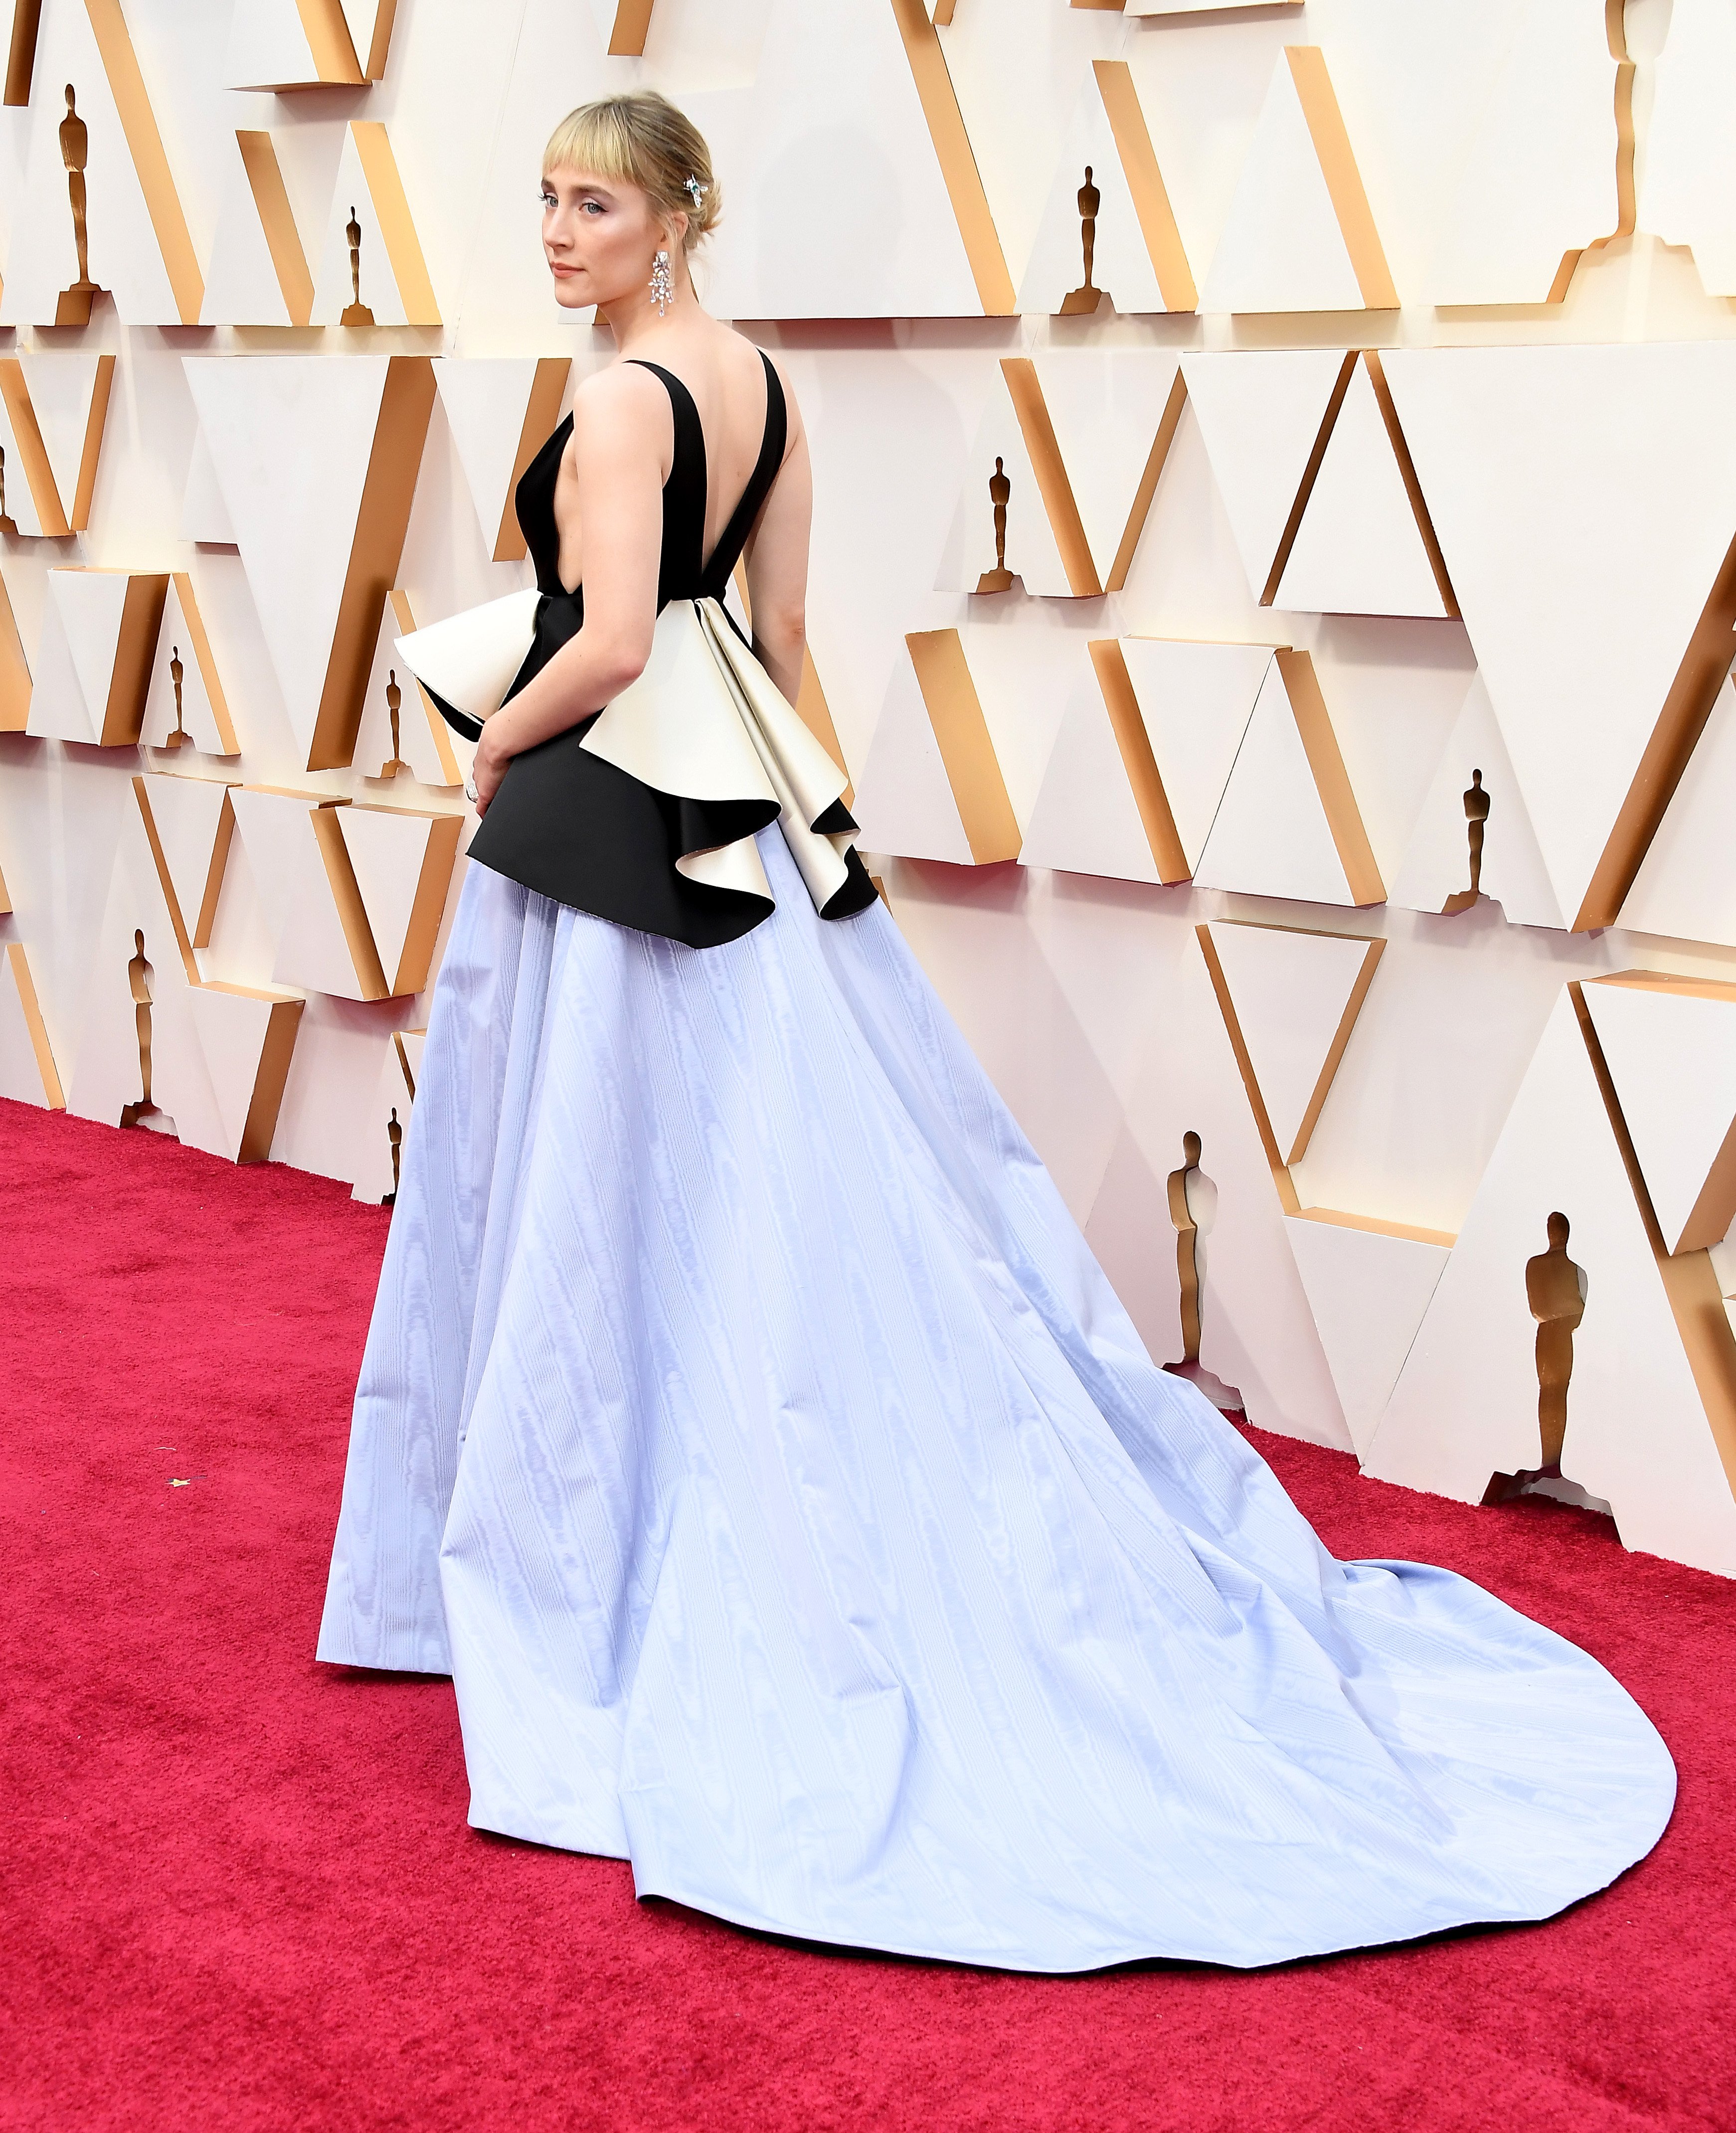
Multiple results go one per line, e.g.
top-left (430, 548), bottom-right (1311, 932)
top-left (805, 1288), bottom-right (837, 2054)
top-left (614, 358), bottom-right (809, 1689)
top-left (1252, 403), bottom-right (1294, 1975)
top-left (309, 806), bottom-right (389, 1000)
top-left (168, 573), bottom-right (238, 757)
top-left (1108, 364), bottom-right (1187, 593)
top-left (904, 629), bottom-right (1021, 864)
top-left (888, 0), bottom-right (1016, 315)
top-left (5, 943), bottom-right (64, 1110)
top-left (349, 122), bottom-right (440, 326)
top-left (0, 561), bottom-right (30, 732)
top-left (1289, 1205), bottom-right (1455, 1249)
top-left (1259, 351), bottom-right (1356, 607)
top-left (86, 0), bottom-right (203, 324)
top-left (314, 355), bottom-right (437, 773)
top-left (1575, 524), bottom-right (1736, 933)
top-left (292, 0), bottom-right (363, 82)
top-left (607, 0), bottom-right (655, 54)
top-left (1086, 639), bottom-right (1187, 882)
top-left (4, 0), bottom-right (39, 106)
top-left (200, 983), bottom-right (303, 1162)
top-left (236, 131), bottom-right (315, 328)
top-left (1195, 920), bottom-right (1300, 1214)
top-left (0, 359), bottom-right (68, 536)
top-left (494, 357), bottom-right (570, 562)
top-left (1273, 647), bottom-right (1385, 906)
top-left (1091, 60), bottom-right (1196, 313)
top-left (1002, 358), bottom-right (1100, 597)
top-left (1284, 46), bottom-right (1396, 310)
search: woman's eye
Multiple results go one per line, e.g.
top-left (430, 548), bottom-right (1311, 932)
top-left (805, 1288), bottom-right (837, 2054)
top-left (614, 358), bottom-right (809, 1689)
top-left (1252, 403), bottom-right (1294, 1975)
top-left (538, 191), bottom-right (556, 209)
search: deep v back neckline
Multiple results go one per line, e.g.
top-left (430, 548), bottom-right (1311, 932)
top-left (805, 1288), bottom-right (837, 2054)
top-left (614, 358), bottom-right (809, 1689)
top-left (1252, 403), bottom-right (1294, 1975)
top-left (625, 349), bottom-right (786, 596)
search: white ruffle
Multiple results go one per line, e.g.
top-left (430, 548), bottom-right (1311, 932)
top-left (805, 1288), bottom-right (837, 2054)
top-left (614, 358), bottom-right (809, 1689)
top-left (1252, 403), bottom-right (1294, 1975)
top-left (397, 590), bottom-right (857, 917)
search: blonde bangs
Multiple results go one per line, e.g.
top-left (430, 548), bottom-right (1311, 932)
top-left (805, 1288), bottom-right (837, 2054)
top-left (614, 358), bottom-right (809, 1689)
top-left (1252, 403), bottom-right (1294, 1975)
top-left (542, 105), bottom-right (641, 190)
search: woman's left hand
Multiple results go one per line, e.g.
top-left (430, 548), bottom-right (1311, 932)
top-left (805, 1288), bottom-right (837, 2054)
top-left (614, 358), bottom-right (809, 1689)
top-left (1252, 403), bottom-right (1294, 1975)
top-left (469, 725), bottom-right (511, 818)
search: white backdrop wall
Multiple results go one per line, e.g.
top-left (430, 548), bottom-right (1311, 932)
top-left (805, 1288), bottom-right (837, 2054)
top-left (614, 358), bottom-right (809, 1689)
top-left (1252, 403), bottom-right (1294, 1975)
top-left (4, 0), bottom-right (1736, 1574)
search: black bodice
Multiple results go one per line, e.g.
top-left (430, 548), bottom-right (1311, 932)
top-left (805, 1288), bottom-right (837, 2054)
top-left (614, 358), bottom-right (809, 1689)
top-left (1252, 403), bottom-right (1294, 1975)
top-left (464, 348), bottom-right (875, 949)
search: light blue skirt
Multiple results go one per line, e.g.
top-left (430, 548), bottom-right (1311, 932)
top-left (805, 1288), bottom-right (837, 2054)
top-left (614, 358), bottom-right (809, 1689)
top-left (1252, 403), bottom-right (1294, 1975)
top-left (318, 820), bottom-right (1674, 1971)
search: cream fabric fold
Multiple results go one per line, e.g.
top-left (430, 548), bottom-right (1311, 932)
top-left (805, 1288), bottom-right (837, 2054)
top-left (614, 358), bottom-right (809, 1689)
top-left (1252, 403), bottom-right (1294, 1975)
top-left (580, 597), bottom-right (856, 914)
top-left (393, 587), bottom-right (543, 725)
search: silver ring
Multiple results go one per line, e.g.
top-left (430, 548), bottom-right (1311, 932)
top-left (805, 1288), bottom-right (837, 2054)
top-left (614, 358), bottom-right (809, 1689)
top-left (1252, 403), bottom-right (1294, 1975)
top-left (464, 771), bottom-right (479, 804)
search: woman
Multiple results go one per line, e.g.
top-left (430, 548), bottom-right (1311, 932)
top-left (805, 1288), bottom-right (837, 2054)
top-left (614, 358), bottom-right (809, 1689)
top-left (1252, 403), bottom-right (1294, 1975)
top-left (319, 91), bottom-right (1673, 1972)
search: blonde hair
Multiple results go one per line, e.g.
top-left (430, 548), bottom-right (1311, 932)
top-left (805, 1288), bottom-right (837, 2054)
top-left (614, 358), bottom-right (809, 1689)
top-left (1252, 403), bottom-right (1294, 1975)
top-left (542, 92), bottom-right (721, 252)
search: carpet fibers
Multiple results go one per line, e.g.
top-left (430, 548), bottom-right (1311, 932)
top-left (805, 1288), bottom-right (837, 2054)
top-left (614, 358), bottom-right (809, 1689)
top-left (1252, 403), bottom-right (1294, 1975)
top-left (3, 1100), bottom-right (1732, 2132)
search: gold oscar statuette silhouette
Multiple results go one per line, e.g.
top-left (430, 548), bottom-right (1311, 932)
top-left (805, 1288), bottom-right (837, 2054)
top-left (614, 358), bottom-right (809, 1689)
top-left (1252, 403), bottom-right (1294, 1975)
top-left (1442, 768), bottom-right (1490, 916)
top-left (975, 455), bottom-right (1014, 594)
top-left (119, 929), bottom-right (155, 1127)
top-left (1059, 164), bottom-right (1107, 316)
top-left (383, 1105), bottom-right (403, 1205)
top-left (1526, 1210), bottom-right (1585, 1471)
top-left (56, 85), bottom-right (104, 326)
top-left (342, 204), bottom-right (375, 327)
top-left (1168, 1129), bottom-right (1205, 1365)
top-left (378, 668), bottom-right (411, 778)
top-left (165, 645), bottom-right (188, 750)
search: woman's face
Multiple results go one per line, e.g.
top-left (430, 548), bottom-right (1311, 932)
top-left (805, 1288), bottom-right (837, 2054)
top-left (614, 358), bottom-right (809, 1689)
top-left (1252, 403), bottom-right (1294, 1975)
top-left (540, 165), bottom-right (679, 310)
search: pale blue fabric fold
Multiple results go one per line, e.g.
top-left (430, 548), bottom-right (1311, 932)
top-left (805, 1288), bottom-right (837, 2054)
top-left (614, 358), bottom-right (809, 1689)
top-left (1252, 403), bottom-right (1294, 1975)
top-left (318, 822), bottom-right (1675, 1971)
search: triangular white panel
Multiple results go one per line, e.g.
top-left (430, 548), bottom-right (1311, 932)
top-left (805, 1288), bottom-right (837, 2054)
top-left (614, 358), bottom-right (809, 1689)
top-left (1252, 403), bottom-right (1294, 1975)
top-left (183, 356), bottom-right (397, 768)
top-left (0, 1), bottom-right (189, 325)
top-left (201, 131), bottom-right (301, 327)
top-left (1199, 55), bottom-right (1364, 314)
top-left (141, 581), bottom-right (230, 756)
top-left (1581, 980), bottom-right (1736, 1258)
top-left (1193, 661), bottom-right (1353, 905)
top-left (701, 0), bottom-right (986, 319)
top-left (1118, 640), bottom-right (1272, 871)
top-left (1015, 68), bottom-right (1170, 317)
top-left (41, 571), bottom-right (130, 742)
top-left (180, 426), bottom-right (236, 545)
top-left (1205, 921), bottom-right (1375, 1158)
top-left (18, 354), bottom-right (110, 527)
top-left (228, 789), bottom-right (369, 999)
top-left (1032, 351), bottom-right (1184, 589)
top-left (1366, 990), bottom-right (1736, 1577)
top-left (23, 594), bottom-right (98, 745)
top-left (137, 774), bottom-right (234, 945)
top-left (435, 358), bottom-right (550, 560)
top-left (1387, 674), bottom-right (1563, 929)
top-left (354, 598), bottom-right (461, 789)
top-left (1019, 671), bottom-right (1166, 885)
top-left (1429, 0), bottom-right (1618, 305)
top-left (225, 0), bottom-right (358, 89)
top-left (934, 361), bottom-right (1070, 597)
top-left (1274, 360), bottom-right (1449, 618)
top-left (850, 651), bottom-right (975, 866)
top-left (1382, 340), bottom-right (1736, 929)
top-left (1621, 673), bottom-right (1736, 948)
top-left (310, 125), bottom-right (431, 327)
top-left (1285, 1215), bottom-right (1450, 1458)
top-left (1179, 350), bottom-right (1349, 602)
top-left (184, 983), bottom-right (301, 1162)
top-left (335, 805), bottom-right (444, 995)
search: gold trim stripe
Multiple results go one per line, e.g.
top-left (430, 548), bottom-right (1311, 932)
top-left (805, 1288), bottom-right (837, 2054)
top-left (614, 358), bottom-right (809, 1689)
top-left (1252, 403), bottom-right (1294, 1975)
top-left (85, 0), bottom-right (203, 324)
top-left (1093, 60), bottom-right (1196, 314)
top-left (236, 131), bottom-right (314, 328)
top-left (1088, 639), bottom-right (1188, 882)
top-left (352, 122), bottom-right (441, 327)
top-left (888, 0), bottom-right (1016, 316)
top-left (1003, 357), bottom-right (1100, 597)
top-left (905, 629), bottom-right (1021, 863)
top-left (1285, 46), bottom-right (1396, 312)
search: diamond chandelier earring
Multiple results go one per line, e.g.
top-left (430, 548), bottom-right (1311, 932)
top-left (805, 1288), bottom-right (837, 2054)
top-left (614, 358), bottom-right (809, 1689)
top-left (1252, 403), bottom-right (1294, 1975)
top-left (649, 248), bottom-right (673, 317)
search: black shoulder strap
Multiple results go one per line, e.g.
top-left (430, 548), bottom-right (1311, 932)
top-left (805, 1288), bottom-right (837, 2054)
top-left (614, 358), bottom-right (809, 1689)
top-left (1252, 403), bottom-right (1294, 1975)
top-left (700, 349), bottom-right (787, 600)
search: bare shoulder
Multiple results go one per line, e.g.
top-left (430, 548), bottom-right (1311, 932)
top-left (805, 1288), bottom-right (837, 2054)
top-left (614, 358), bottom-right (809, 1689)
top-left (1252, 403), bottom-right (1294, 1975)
top-left (569, 359), bottom-right (671, 448)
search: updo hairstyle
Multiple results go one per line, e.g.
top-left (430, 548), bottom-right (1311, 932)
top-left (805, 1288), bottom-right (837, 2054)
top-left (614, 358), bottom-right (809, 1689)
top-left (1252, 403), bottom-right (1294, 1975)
top-left (542, 91), bottom-right (721, 252)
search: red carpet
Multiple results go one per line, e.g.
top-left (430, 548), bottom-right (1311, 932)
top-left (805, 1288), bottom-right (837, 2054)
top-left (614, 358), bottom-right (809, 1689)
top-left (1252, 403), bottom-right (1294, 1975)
top-left (2, 1097), bottom-right (1732, 2133)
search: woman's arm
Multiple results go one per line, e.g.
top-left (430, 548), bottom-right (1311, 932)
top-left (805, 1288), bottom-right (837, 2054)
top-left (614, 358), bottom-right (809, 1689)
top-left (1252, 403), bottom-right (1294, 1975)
top-left (742, 358), bottom-right (812, 710)
top-left (470, 365), bottom-right (667, 815)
